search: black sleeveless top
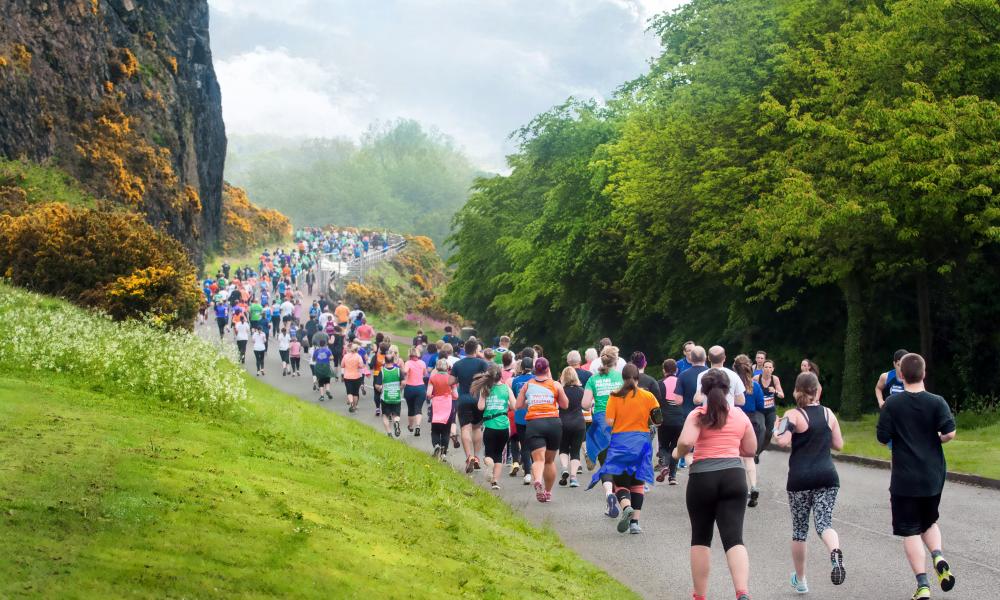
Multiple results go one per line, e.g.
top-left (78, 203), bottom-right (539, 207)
top-left (787, 405), bottom-right (840, 492)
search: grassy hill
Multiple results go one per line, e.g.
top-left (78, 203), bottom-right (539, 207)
top-left (0, 284), bottom-right (634, 599)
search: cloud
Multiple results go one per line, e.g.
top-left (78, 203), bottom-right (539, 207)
top-left (209, 0), bottom-right (688, 170)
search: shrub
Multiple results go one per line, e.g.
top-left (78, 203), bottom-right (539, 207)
top-left (221, 183), bottom-right (291, 254)
top-left (0, 283), bottom-right (245, 413)
top-left (344, 282), bottom-right (395, 314)
top-left (0, 202), bottom-right (201, 327)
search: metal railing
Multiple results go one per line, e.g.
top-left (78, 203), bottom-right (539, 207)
top-left (319, 235), bottom-right (407, 296)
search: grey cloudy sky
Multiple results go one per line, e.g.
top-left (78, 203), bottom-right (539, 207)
top-left (208, 0), bottom-right (684, 170)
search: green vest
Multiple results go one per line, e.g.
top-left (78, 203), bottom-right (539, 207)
top-left (382, 366), bottom-right (402, 404)
top-left (483, 384), bottom-right (510, 430)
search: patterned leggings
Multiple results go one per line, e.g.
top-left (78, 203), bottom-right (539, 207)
top-left (788, 487), bottom-right (839, 542)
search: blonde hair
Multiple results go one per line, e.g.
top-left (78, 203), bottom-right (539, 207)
top-left (598, 346), bottom-right (618, 375)
top-left (435, 358), bottom-right (449, 372)
top-left (560, 366), bottom-right (581, 387)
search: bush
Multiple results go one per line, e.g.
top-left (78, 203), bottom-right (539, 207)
top-left (221, 183), bottom-right (291, 254)
top-left (344, 282), bottom-right (395, 314)
top-left (0, 283), bottom-right (245, 413)
top-left (0, 202), bottom-right (201, 328)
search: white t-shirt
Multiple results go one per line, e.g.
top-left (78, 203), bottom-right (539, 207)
top-left (446, 355), bottom-right (460, 369)
top-left (235, 321), bottom-right (250, 341)
top-left (280, 300), bottom-right (295, 318)
top-left (252, 330), bottom-right (268, 352)
top-left (695, 366), bottom-right (747, 408)
top-left (278, 333), bottom-right (291, 351)
top-left (588, 357), bottom-right (627, 373)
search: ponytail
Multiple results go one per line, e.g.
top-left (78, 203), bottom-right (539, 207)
top-left (698, 368), bottom-right (730, 430)
top-left (613, 364), bottom-right (640, 396)
top-left (471, 363), bottom-right (502, 399)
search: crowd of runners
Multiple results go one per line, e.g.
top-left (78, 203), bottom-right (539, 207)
top-left (199, 241), bottom-right (959, 600)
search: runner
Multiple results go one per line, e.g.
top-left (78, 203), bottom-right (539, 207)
top-left (753, 359), bottom-right (784, 464)
top-left (510, 355), bottom-right (535, 483)
top-left (493, 335), bottom-right (511, 365)
top-left (876, 348), bottom-right (909, 409)
top-left (380, 346), bottom-right (404, 437)
top-left (289, 335), bottom-right (302, 376)
top-left (330, 326), bottom-right (345, 382)
top-left (234, 315), bottom-right (250, 364)
top-left (341, 342), bottom-right (365, 413)
top-left (251, 325), bottom-right (268, 376)
top-left (451, 339), bottom-right (489, 472)
top-left (695, 346), bottom-right (746, 407)
top-left (557, 367), bottom-right (586, 488)
top-left (753, 350), bottom-right (767, 377)
top-left (369, 341), bottom-right (387, 417)
top-left (516, 357), bottom-right (569, 503)
top-left (589, 364), bottom-right (661, 534)
top-left (774, 371), bottom-right (846, 593)
top-left (278, 326), bottom-right (292, 376)
top-left (473, 363), bottom-right (514, 490)
top-left (428, 359), bottom-right (455, 460)
top-left (800, 359), bottom-right (822, 401)
top-left (734, 354), bottom-right (766, 507)
top-left (876, 353), bottom-right (957, 600)
top-left (311, 338), bottom-right (333, 401)
top-left (403, 347), bottom-right (428, 436)
top-left (673, 345), bottom-right (708, 469)
top-left (214, 300), bottom-right (229, 338)
top-left (587, 338), bottom-right (626, 372)
top-left (334, 299), bottom-right (350, 329)
top-left (675, 368), bottom-right (756, 600)
top-left (582, 348), bottom-right (624, 515)
top-left (676, 340), bottom-right (696, 374)
top-left (655, 358), bottom-right (684, 485)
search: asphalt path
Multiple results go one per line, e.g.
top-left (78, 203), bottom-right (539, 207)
top-left (199, 314), bottom-right (999, 600)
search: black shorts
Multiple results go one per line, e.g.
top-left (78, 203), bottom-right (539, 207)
top-left (891, 494), bottom-right (941, 537)
top-left (525, 417), bottom-right (562, 452)
top-left (458, 403), bottom-right (483, 426)
top-left (484, 427), bottom-right (510, 463)
top-left (559, 423), bottom-right (586, 458)
top-left (344, 377), bottom-right (362, 396)
top-left (317, 376), bottom-right (331, 387)
top-left (382, 402), bottom-right (401, 417)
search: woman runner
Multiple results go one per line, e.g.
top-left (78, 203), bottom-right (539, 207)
top-left (289, 336), bottom-right (302, 376)
top-left (516, 358), bottom-right (569, 502)
top-left (655, 359), bottom-right (685, 485)
top-left (775, 372), bottom-right (846, 593)
top-left (675, 369), bottom-right (757, 600)
top-left (379, 346), bottom-right (404, 437)
top-left (428, 359), bottom-right (455, 460)
top-left (800, 359), bottom-right (822, 401)
top-left (753, 359), bottom-right (784, 462)
top-left (473, 364), bottom-right (514, 490)
top-left (734, 354), bottom-right (766, 507)
top-left (278, 326), bottom-right (291, 376)
top-left (588, 364), bottom-right (661, 534)
top-left (403, 347), bottom-right (428, 437)
top-left (558, 367), bottom-right (586, 488)
top-left (234, 317), bottom-right (250, 364)
top-left (341, 342), bottom-right (365, 413)
top-left (583, 349), bottom-right (625, 516)
top-left (251, 325), bottom-right (268, 376)
top-left (311, 338), bottom-right (333, 401)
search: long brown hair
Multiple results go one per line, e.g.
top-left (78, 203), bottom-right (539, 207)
top-left (699, 369), bottom-right (730, 430)
top-left (733, 354), bottom-right (754, 390)
top-left (613, 364), bottom-right (640, 397)
top-left (793, 372), bottom-right (820, 408)
top-left (470, 363), bottom-right (502, 399)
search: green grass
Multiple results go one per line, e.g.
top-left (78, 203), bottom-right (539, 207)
top-left (0, 158), bottom-right (95, 207)
top-left (839, 413), bottom-right (1000, 479)
top-left (0, 286), bottom-right (633, 598)
top-left (203, 239), bottom-right (293, 278)
top-left (367, 313), bottom-right (443, 344)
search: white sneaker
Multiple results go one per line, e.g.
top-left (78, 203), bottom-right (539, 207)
top-left (523, 474), bottom-right (532, 485)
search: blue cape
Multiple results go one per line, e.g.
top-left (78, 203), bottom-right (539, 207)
top-left (587, 430), bottom-right (654, 490)
top-left (585, 412), bottom-right (612, 463)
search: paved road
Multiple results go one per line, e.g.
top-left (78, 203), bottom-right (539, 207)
top-left (199, 318), bottom-right (999, 599)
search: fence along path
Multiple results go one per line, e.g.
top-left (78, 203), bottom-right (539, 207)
top-left (319, 234), bottom-right (407, 297)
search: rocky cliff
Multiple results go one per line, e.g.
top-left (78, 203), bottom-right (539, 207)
top-left (0, 0), bottom-right (226, 262)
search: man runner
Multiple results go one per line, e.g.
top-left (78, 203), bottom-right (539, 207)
top-left (876, 348), bottom-right (909, 409)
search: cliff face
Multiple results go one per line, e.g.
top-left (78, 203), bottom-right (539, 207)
top-left (0, 0), bottom-right (226, 262)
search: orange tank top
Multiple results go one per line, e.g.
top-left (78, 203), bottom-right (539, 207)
top-left (524, 377), bottom-right (560, 420)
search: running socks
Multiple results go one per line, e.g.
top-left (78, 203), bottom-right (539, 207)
top-left (932, 551), bottom-right (955, 592)
top-left (916, 573), bottom-right (930, 589)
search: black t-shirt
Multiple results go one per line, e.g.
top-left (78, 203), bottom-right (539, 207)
top-left (674, 365), bottom-right (709, 417)
top-left (451, 357), bottom-right (489, 403)
top-left (876, 390), bottom-right (956, 497)
top-left (638, 372), bottom-right (664, 406)
top-left (575, 367), bottom-right (592, 388)
top-left (560, 384), bottom-right (586, 429)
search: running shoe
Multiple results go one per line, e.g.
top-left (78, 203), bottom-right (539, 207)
top-left (617, 506), bottom-right (634, 533)
top-left (605, 494), bottom-right (620, 518)
top-left (465, 457), bottom-right (475, 474)
top-left (569, 478), bottom-right (580, 488)
top-left (559, 471), bottom-right (570, 486)
top-left (432, 445), bottom-right (441, 460)
top-left (668, 476), bottom-right (677, 486)
top-left (934, 555), bottom-right (955, 591)
top-left (472, 457), bottom-right (481, 470)
top-left (790, 572), bottom-right (808, 594)
top-left (523, 474), bottom-right (531, 485)
top-left (628, 522), bottom-right (642, 535)
top-left (348, 406), bottom-right (356, 413)
top-left (408, 425), bottom-right (414, 433)
top-left (748, 487), bottom-right (760, 508)
top-left (678, 457), bottom-right (687, 469)
top-left (360, 385), bottom-right (366, 396)
top-left (393, 421), bottom-right (401, 437)
top-left (509, 462), bottom-right (520, 477)
top-left (313, 382), bottom-right (318, 391)
top-left (326, 391), bottom-right (332, 399)
top-left (451, 434), bottom-right (460, 449)
top-left (736, 594), bottom-right (751, 600)
top-left (318, 395), bottom-right (325, 402)
top-left (577, 466), bottom-right (583, 475)
top-left (375, 409), bottom-right (381, 417)
top-left (831, 548), bottom-right (846, 585)
top-left (543, 490), bottom-right (552, 502)
top-left (414, 427), bottom-right (420, 437)
top-left (491, 481), bottom-right (500, 491)
top-left (912, 585), bottom-right (931, 600)
top-left (656, 468), bottom-right (669, 483)
top-left (534, 481), bottom-right (546, 503)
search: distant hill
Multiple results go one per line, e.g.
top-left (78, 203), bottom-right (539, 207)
top-left (225, 120), bottom-right (484, 253)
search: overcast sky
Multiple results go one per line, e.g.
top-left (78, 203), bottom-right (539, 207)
top-left (208, 0), bottom-right (684, 171)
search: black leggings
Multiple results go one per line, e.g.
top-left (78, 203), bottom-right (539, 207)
top-left (254, 350), bottom-right (266, 372)
top-left (290, 356), bottom-right (300, 372)
top-left (686, 467), bottom-right (748, 551)
top-left (484, 428), bottom-right (510, 463)
top-left (559, 424), bottom-right (585, 460)
top-left (431, 423), bottom-right (450, 449)
top-left (236, 340), bottom-right (247, 363)
top-left (657, 420), bottom-right (683, 478)
top-left (758, 408), bottom-right (776, 458)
